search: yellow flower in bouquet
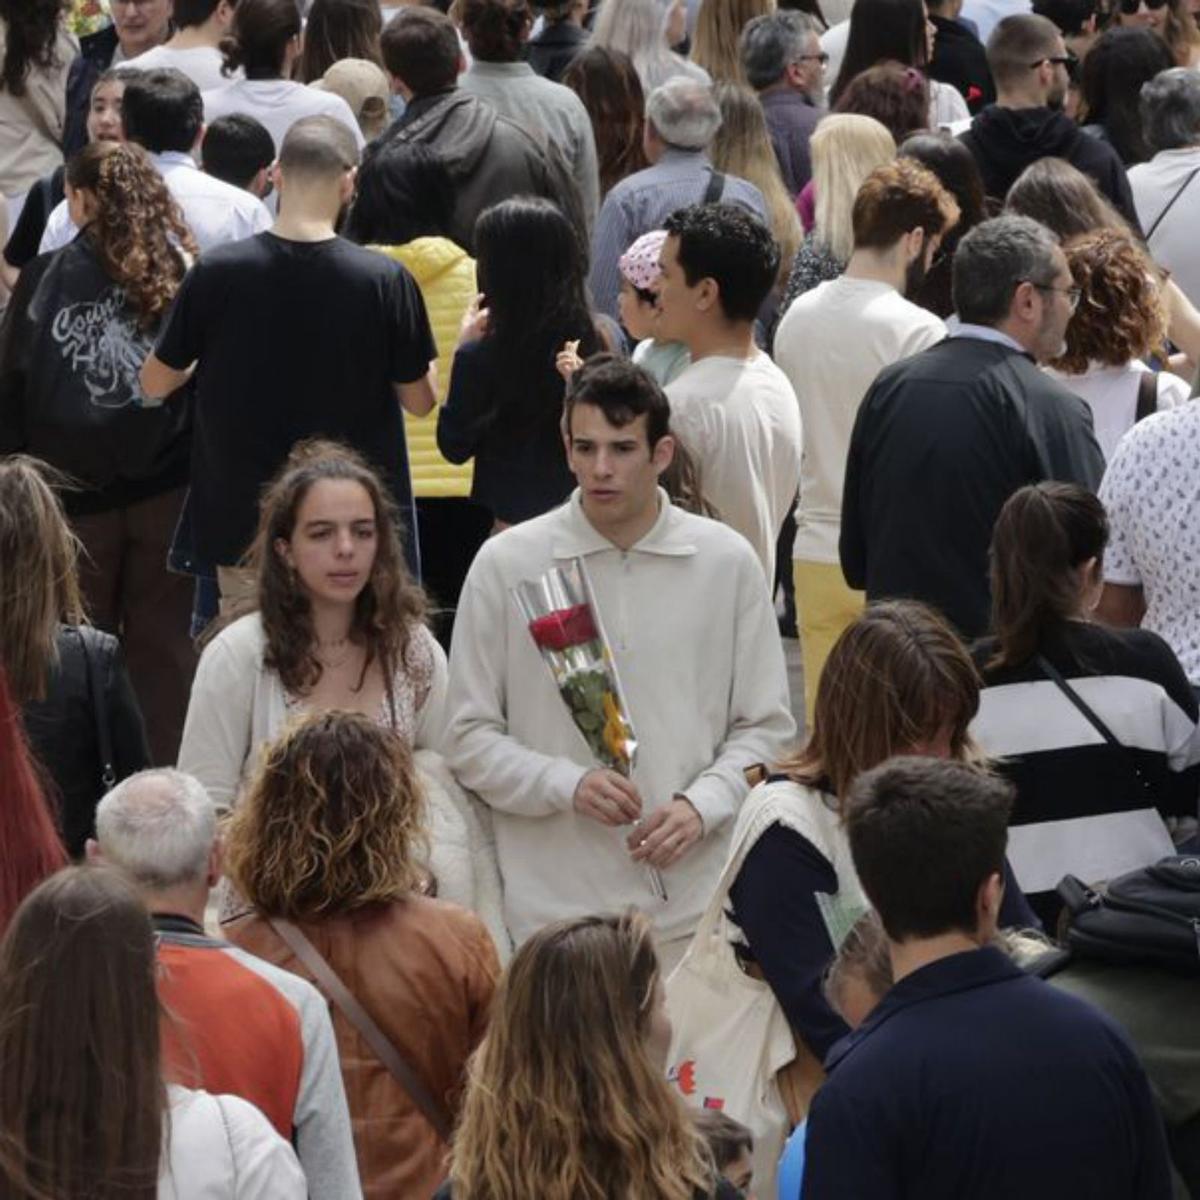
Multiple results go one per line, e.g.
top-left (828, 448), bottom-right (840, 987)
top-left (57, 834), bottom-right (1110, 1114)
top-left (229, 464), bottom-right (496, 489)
top-left (68, 0), bottom-right (111, 38)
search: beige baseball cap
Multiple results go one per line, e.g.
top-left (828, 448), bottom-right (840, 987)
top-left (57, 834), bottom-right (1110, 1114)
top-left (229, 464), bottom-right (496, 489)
top-left (310, 58), bottom-right (391, 141)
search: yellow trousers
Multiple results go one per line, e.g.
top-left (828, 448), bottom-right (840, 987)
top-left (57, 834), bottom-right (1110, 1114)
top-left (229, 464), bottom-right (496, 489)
top-left (793, 560), bottom-right (865, 720)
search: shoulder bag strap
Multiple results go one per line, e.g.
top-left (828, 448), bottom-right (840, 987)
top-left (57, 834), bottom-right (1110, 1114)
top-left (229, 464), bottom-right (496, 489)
top-left (1035, 652), bottom-right (1154, 803)
top-left (1135, 369), bottom-right (1158, 423)
top-left (76, 628), bottom-right (116, 791)
top-left (702, 170), bottom-right (726, 205)
top-left (1145, 167), bottom-right (1200, 243)
top-left (268, 917), bottom-right (453, 1142)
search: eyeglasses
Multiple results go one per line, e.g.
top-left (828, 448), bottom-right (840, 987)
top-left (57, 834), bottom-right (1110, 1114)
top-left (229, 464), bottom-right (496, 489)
top-left (1028, 53), bottom-right (1077, 69)
top-left (1030, 280), bottom-right (1083, 311)
top-left (795, 52), bottom-right (831, 64)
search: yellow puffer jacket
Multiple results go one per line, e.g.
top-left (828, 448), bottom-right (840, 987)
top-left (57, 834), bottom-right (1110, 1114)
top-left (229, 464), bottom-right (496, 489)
top-left (372, 239), bottom-right (477, 499)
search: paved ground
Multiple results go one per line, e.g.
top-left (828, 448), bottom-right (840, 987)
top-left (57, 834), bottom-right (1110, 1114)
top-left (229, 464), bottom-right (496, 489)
top-left (785, 633), bottom-right (807, 742)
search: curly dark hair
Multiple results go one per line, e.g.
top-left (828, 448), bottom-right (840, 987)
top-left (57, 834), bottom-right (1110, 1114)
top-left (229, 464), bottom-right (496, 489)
top-left (1051, 229), bottom-right (1167, 374)
top-left (64, 142), bottom-right (197, 330)
top-left (245, 440), bottom-right (429, 719)
top-left (0, 0), bottom-right (66, 96)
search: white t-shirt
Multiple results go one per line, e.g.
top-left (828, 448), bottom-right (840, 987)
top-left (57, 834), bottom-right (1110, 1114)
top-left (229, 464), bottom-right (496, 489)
top-left (120, 44), bottom-right (235, 92)
top-left (1129, 147), bottom-right (1200, 310)
top-left (39, 152), bottom-right (271, 255)
top-left (1046, 360), bottom-right (1190, 462)
top-left (201, 79), bottom-right (365, 155)
top-left (665, 351), bottom-right (803, 584)
top-left (774, 276), bottom-right (946, 564)
top-left (1100, 402), bottom-right (1200, 684)
top-left (159, 1086), bottom-right (306, 1199)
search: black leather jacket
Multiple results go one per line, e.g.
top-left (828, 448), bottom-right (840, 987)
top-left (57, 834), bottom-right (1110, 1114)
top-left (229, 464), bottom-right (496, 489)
top-left (21, 626), bottom-right (151, 857)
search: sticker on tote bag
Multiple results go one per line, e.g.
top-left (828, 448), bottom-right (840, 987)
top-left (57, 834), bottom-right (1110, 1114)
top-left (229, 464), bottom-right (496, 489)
top-left (668, 1060), bottom-right (697, 1096)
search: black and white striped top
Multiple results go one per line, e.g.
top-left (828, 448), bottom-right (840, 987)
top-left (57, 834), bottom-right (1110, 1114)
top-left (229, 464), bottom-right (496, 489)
top-left (971, 622), bottom-right (1200, 922)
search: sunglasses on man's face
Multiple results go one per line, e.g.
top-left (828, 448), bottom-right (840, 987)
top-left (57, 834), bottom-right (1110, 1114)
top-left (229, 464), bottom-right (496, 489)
top-left (1119, 0), bottom-right (1168, 13)
top-left (1028, 51), bottom-right (1079, 79)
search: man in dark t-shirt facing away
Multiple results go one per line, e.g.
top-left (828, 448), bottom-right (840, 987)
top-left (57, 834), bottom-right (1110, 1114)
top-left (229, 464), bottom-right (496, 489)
top-left (141, 115), bottom-right (436, 597)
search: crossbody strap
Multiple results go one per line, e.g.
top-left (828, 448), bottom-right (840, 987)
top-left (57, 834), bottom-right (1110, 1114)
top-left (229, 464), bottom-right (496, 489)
top-left (1145, 166), bottom-right (1200, 242)
top-left (1034, 653), bottom-right (1153, 803)
top-left (76, 628), bottom-right (116, 791)
top-left (1135, 369), bottom-right (1158, 423)
top-left (268, 917), bottom-right (453, 1142)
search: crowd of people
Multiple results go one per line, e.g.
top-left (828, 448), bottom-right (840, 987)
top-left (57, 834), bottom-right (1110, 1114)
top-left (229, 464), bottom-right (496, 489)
top-left (1, 0), bottom-right (1200, 1195)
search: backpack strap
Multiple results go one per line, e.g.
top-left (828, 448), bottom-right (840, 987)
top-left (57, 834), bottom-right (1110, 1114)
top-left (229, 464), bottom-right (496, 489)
top-left (702, 170), bottom-right (726, 205)
top-left (1135, 369), bottom-right (1158, 423)
top-left (268, 917), bottom-right (453, 1142)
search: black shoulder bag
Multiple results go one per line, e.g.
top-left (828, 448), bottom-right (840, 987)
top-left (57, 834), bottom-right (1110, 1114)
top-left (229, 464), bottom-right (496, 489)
top-left (76, 627), bottom-right (117, 793)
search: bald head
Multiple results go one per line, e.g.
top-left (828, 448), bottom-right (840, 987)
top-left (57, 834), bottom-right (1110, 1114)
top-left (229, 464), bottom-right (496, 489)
top-left (94, 769), bottom-right (216, 890)
top-left (278, 115), bottom-right (359, 181)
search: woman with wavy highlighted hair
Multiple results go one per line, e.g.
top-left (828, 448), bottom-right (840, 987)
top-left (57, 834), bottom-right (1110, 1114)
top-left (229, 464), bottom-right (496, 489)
top-left (222, 709), bottom-right (500, 1200)
top-left (437, 911), bottom-right (738, 1200)
top-left (1046, 229), bottom-right (1190, 460)
top-left (0, 138), bottom-right (196, 764)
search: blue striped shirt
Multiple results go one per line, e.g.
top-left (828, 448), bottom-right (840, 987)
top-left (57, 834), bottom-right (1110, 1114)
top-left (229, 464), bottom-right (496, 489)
top-left (587, 148), bottom-right (768, 319)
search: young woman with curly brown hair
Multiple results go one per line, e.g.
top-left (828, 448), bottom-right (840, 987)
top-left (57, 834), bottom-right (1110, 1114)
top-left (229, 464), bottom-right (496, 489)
top-left (222, 709), bottom-right (500, 1200)
top-left (178, 440), bottom-right (448, 814)
top-left (1046, 229), bottom-right (1190, 460)
top-left (0, 138), bottom-right (195, 765)
top-left (436, 910), bottom-right (739, 1200)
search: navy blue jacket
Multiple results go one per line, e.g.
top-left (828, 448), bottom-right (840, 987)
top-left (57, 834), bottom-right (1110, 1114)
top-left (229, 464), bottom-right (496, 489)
top-left (801, 947), bottom-right (1173, 1200)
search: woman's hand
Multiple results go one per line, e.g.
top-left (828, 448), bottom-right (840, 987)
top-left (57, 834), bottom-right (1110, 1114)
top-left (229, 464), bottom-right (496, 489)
top-left (458, 293), bottom-right (490, 346)
top-left (555, 339), bottom-right (583, 381)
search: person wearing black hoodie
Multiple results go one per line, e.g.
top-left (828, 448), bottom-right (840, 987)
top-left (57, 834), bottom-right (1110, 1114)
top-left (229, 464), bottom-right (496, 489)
top-left (959, 13), bottom-right (1139, 226)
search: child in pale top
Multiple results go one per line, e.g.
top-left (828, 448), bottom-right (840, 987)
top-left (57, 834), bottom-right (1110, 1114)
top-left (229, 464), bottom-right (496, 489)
top-left (557, 229), bottom-right (690, 385)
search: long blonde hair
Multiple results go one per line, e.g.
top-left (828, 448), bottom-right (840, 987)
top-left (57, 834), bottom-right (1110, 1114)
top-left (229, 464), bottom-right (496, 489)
top-left (0, 457), bottom-right (85, 704)
top-left (1161, 0), bottom-right (1200, 66)
top-left (811, 113), bottom-right (895, 262)
top-left (711, 82), bottom-right (802, 282)
top-left (691, 0), bottom-right (775, 82)
top-left (449, 912), bottom-right (715, 1200)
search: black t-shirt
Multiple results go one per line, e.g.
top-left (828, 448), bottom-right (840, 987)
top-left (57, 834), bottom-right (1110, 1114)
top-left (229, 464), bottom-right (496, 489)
top-left (5, 164), bottom-right (65, 269)
top-left (153, 232), bottom-right (435, 568)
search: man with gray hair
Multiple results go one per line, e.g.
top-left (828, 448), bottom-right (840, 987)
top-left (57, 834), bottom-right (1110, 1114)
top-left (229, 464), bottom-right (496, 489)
top-left (89, 768), bottom-right (363, 1200)
top-left (1130, 67), bottom-right (1200, 307)
top-left (839, 214), bottom-right (1104, 638)
top-left (588, 76), bottom-right (768, 320)
top-left (741, 11), bottom-right (825, 196)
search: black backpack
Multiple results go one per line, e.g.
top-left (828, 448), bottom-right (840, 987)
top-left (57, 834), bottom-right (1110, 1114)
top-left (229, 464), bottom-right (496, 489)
top-left (1057, 857), bottom-right (1200, 974)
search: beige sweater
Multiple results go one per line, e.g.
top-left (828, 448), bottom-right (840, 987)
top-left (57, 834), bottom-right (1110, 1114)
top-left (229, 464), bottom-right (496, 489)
top-left (0, 20), bottom-right (77, 197)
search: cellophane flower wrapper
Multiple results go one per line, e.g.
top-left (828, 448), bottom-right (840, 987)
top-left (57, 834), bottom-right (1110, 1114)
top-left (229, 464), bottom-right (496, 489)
top-left (513, 558), bottom-right (667, 901)
top-left (69, 0), bottom-right (111, 37)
